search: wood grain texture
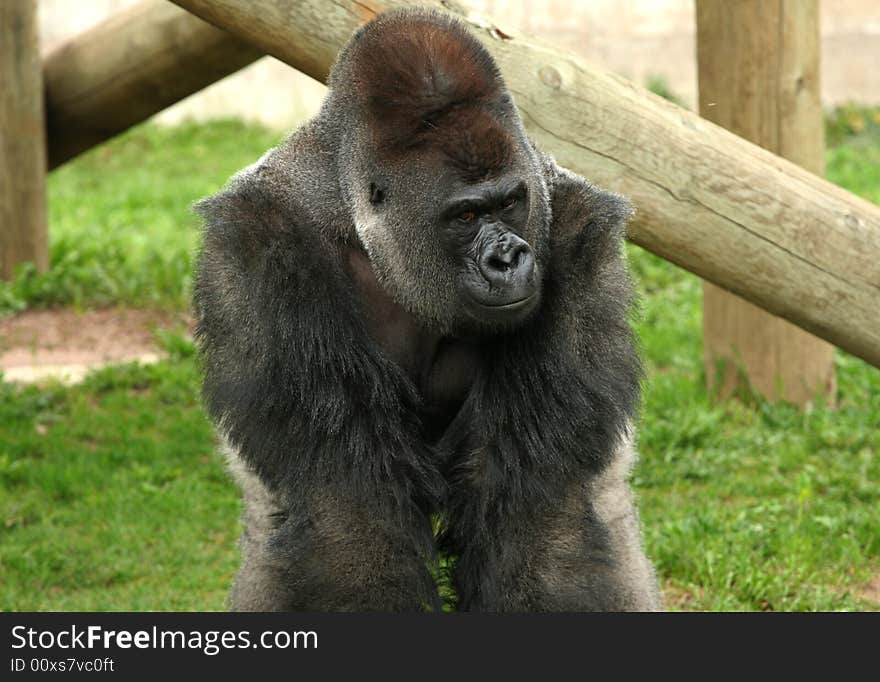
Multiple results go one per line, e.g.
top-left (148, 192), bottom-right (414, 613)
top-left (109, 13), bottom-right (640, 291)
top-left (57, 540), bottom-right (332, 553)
top-left (44, 0), bottom-right (262, 169)
top-left (697, 0), bottom-right (835, 404)
top-left (0, 0), bottom-right (47, 280)
top-left (169, 0), bottom-right (880, 369)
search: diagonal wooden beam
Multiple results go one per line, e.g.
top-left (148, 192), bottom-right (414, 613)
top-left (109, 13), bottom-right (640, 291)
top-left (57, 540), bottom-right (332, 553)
top-left (169, 0), bottom-right (880, 369)
top-left (45, 0), bottom-right (262, 170)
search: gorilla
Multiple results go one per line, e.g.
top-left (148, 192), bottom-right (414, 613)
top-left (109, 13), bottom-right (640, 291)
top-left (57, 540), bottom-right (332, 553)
top-left (194, 8), bottom-right (661, 611)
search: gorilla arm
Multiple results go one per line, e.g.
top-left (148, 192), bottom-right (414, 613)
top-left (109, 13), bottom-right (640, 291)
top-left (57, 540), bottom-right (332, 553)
top-left (439, 160), bottom-right (662, 611)
top-left (193, 163), bottom-right (445, 611)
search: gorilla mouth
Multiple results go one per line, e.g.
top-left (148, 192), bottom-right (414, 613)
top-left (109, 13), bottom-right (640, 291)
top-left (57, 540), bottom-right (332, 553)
top-left (463, 290), bottom-right (540, 325)
top-left (476, 294), bottom-right (536, 310)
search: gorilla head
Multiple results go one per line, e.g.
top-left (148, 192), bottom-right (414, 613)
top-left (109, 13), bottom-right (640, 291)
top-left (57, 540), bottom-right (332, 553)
top-left (329, 10), bottom-right (550, 333)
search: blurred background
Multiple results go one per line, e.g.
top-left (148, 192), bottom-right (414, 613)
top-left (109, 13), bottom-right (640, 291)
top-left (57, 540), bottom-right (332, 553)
top-left (1, 1), bottom-right (878, 612)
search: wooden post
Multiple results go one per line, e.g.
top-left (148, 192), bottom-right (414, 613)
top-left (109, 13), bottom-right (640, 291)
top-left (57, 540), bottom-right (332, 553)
top-left (45, 0), bottom-right (262, 170)
top-left (697, 0), bottom-right (835, 404)
top-left (0, 0), bottom-right (47, 280)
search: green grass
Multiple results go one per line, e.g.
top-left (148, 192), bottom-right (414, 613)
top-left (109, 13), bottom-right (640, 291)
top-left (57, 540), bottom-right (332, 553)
top-left (1, 113), bottom-right (879, 611)
top-left (0, 120), bottom-right (284, 314)
top-left (629, 252), bottom-right (880, 610)
top-left (0, 343), bottom-right (234, 610)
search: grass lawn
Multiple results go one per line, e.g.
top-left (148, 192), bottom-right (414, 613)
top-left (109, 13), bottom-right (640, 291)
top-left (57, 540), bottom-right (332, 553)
top-left (1, 113), bottom-right (879, 611)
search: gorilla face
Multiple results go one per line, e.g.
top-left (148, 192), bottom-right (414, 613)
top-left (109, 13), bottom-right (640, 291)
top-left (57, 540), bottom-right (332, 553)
top-left (440, 173), bottom-right (540, 325)
top-left (351, 147), bottom-right (549, 335)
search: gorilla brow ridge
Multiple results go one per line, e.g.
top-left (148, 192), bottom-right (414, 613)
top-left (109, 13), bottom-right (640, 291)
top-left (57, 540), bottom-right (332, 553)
top-left (440, 108), bottom-right (514, 182)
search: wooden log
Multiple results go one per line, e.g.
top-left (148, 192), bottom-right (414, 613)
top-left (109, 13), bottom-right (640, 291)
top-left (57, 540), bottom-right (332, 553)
top-left (169, 0), bottom-right (880, 370)
top-left (44, 0), bottom-right (262, 170)
top-left (697, 0), bottom-right (835, 405)
top-left (0, 0), bottom-right (47, 280)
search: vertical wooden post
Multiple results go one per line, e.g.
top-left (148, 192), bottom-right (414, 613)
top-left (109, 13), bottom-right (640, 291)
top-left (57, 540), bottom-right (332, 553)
top-left (1, 0), bottom-right (47, 280)
top-left (697, 0), bottom-right (835, 405)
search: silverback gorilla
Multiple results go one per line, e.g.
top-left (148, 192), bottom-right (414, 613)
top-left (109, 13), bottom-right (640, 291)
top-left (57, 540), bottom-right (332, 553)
top-left (194, 8), bottom-right (661, 611)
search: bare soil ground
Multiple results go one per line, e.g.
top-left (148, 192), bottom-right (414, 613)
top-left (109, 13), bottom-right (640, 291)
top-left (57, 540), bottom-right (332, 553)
top-left (859, 574), bottom-right (880, 607)
top-left (0, 308), bottom-right (191, 383)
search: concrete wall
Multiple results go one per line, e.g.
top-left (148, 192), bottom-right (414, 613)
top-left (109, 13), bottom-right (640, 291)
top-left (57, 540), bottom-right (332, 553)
top-left (39, 0), bottom-right (880, 131)
top-left (474, 0), bottom-right (880, 110)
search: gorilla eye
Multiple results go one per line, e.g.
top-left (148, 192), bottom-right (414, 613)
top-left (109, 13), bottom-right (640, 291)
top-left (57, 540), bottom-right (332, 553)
top-left (503, 197), bottom-right (517, 210)
top-left (459, 211), bottom-right (477, 222)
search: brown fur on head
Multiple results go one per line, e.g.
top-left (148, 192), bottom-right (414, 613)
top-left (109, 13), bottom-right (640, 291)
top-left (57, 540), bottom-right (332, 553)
top-left (346, 9), bottom-right (513, 180)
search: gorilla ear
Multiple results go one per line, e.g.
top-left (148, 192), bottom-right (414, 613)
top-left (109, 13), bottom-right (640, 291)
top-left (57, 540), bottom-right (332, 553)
top-left (349, 11), bottom-right (503, 147)
top-left (369, 182), bottom-right (387, 206)
top-left (548, 166), bottom-right (634, 271)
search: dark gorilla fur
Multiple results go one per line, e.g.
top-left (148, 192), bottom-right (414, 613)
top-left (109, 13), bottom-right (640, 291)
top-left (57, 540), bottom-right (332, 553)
top-left (194, 8), bottom-right (661, 611)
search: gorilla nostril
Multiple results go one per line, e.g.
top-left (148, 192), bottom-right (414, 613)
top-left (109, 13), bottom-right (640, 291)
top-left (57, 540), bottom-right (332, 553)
top-left (487, 255), bottom-right (511, 272)
top-left (510, 243), bottom-right (529, 268)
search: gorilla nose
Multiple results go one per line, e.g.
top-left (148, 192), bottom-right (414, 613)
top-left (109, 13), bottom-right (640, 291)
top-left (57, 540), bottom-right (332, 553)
top-left (479, 233), bottom-right (535, 289)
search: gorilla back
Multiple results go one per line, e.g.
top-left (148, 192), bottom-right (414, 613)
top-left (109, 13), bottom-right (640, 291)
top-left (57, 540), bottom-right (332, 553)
top-left (194, 8), bottom-right (661, 611)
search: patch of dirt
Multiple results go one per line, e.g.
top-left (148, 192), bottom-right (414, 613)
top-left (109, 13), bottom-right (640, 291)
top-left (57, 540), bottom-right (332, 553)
top-left (858, 574), bottom-right (880, 608)
top-left (0, 308), bottom-right (192, 383)
top-left (662, 583), bottom-right (703, 611)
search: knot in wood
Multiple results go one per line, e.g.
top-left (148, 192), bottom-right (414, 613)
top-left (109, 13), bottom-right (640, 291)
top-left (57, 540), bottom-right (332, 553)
top-left (539, 66), bottom-right (561, 90)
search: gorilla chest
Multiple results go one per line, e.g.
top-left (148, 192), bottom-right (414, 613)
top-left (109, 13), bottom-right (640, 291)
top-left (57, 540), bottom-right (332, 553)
top-left (363, 301), bottom-right (479, 436)
top-left (346, 247), bottom-right (479, 436)
top-left (412, 338), bottom-right (480, 437)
